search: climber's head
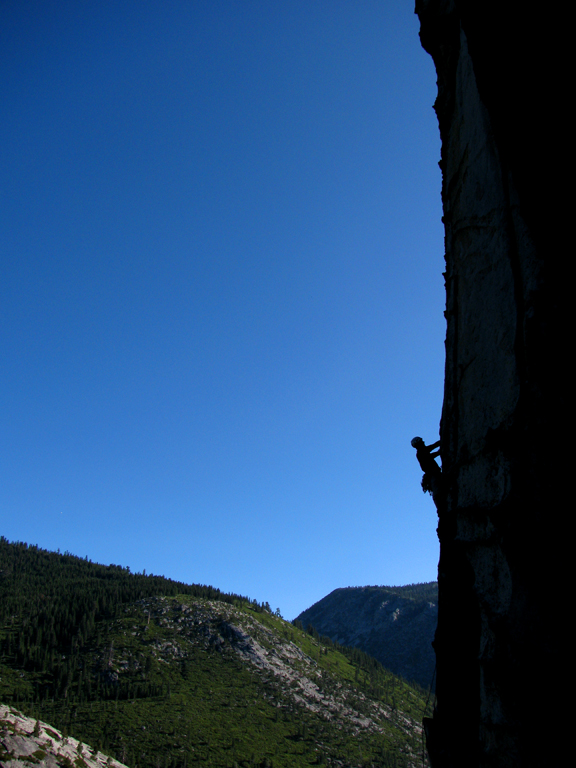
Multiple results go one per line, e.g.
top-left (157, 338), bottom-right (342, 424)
top-left (411, 436), bottom-right (424, 448)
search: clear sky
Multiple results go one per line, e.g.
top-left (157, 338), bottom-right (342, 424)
top-left (1, 1), bottom-right (444, 620)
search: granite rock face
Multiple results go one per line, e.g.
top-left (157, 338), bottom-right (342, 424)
top-left (0, 704), bottom-right (128, 768)
top-left (415, 1), bottom-right (566, 766)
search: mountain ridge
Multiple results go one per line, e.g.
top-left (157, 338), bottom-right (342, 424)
top-left (296, 584), bottom-right (437, 689)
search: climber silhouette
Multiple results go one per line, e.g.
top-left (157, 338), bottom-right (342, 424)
top-left (411, 436), bottom-right (440, 473)
top-left (411, 436), bottom-right (442, 506)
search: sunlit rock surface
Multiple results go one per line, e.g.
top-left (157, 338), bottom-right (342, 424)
top-left (0, 704), bottom-right (128, 768)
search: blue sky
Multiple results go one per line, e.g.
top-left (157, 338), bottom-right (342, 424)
top-left (1, 1), bottom-right (444, 620)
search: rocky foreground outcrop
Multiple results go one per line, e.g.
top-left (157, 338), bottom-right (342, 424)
top-left (0, 704), bottom-right (127, 768)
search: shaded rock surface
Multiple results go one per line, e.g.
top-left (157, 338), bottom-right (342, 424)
top-left (415, 1), bottom-right (566, 766)
top-left (296, 585), bottom-right (437, 690)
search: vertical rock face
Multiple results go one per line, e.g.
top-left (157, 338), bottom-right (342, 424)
top-left (415, 2), bottom-right (565, 766)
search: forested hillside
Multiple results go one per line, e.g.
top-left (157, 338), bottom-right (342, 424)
top-left (0, 538), bottom-right (430, 767)
top-left (0, 536), bottom-right (251, 701)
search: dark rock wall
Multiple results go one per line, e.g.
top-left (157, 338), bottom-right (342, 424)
top-left (415, 2), bottom-right (565, 766)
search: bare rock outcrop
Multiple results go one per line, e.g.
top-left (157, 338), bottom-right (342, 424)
top-left (0, 705), bottom-right (127, 768)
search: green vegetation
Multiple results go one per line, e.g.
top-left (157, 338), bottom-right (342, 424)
top-left (0, 538), bottom-right (430, 767)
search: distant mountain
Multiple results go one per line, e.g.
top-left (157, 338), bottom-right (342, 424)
top-left (296, 584), bottom-right (438, 690)
top-left (0, 538), bottom-right (431, 767)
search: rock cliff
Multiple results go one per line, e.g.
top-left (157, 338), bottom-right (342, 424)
top-left (415, 1), bottom-right (566, 766)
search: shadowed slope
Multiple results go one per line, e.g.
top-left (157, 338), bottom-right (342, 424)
top-left (297, 584), bottom-right (437, 689)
